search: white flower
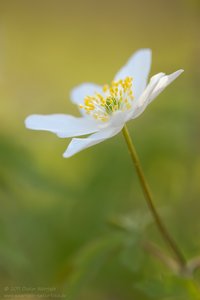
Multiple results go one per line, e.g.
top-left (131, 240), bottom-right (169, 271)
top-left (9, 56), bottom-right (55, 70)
top-left (25, 49), bottom-right (183, 158)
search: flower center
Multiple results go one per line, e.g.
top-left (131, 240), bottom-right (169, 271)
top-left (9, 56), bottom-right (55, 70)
top-left (79, 77), bottom-right (134, 122)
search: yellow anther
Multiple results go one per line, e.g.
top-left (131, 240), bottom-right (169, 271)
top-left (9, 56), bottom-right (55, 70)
top-left (103, 85), bottom-right (109, 92)
top-left (109, 87), bottom-right (115, 95)
top-left (86, 107), bottom-right (94, 111)
top-left (79, 76), bottom-right (134, 122)
top-left (97, 93), bottom-right (104, 99)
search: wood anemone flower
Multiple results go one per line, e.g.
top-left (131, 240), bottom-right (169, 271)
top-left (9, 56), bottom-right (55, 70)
top-left (25, 49), bottom-right (183, 158)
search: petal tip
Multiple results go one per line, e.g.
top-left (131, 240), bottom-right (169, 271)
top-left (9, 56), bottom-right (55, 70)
top-left (173, 69), bottom-right (184, 78)
top-left (136, 48), bottom-right (152, 58)
top-left (24, 115), bottom-right (34, 129)
top-left (62, 150), bottom-right (72, 158)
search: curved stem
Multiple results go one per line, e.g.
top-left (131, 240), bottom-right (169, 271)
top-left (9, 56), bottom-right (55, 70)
top-left (122, 124), bottom-right (186, 267)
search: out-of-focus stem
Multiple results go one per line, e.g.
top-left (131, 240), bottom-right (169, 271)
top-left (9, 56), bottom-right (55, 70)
top-left (122, 124), bottom-right (186, 267)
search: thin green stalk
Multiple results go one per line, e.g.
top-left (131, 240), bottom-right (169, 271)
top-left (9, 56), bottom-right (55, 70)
top-left (122, 124), bottom-right (186, 267)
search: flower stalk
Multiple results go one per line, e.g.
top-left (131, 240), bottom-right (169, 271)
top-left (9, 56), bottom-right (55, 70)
top-left (122, 124), bottom-right (186, 268)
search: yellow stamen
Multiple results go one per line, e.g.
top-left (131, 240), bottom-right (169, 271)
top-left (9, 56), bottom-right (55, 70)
top-left (79, 76), bottom-right (134, 122)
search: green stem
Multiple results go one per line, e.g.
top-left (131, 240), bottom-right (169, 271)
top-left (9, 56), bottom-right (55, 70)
top-left (122, 124), bottom-right (186, 267)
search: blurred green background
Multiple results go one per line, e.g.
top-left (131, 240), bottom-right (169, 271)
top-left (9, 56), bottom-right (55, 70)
top-left (0, 0), bottom-right (200, 299)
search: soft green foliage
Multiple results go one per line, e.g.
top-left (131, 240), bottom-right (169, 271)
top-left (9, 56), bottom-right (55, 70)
top-left (0, 0), bottom-right (200, 299)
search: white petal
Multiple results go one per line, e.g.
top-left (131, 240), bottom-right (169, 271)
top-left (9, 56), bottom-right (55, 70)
top-left (63, 126), bottom-right (123, 158)
top-left (99, 111), bottom-right (127, 130)
top-left (128, 70), bottom-right (183, 120)
top-left (114, 49), bottom-right (152, 99)
top-left (148, 69), bottom-right (184, 103)
top-left (70, 83), bottom-right (102, 105)
top-left (128, 73), bottom-right (165, 120)
top-left (25, 114), bottom-right (100, 138)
